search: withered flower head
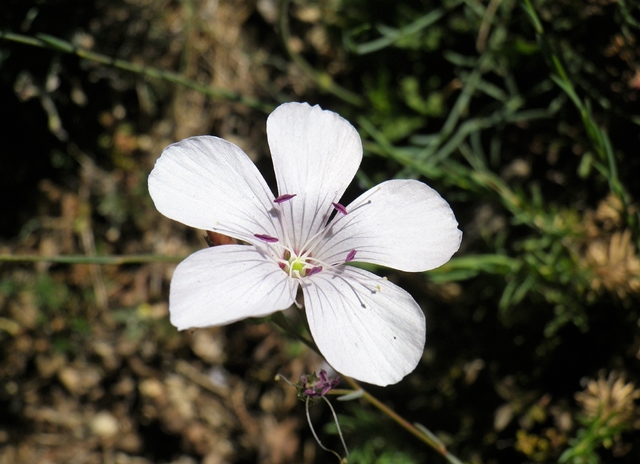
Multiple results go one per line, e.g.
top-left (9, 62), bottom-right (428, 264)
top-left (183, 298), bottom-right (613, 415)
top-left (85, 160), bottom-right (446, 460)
top-left (581, 194), bottom-right (640, 299)
top-left (585, 229), bottom-right (640, 299)
top-left (575, 371), bottom-right (640, 429)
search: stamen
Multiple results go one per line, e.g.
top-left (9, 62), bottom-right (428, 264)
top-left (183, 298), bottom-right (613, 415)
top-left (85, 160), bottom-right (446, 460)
top-left (332, 202), bottom-right (347, 215)
top-left (345, 250), bottom-right (357, 262)
top-left (305, 255), bottom-right (335, 271)
top-left (254, 233), bottom-right (279, 243)
top-left (275, 193), bottom-right (297, 204)
top-left (296, 224), bottom-right (336, 261)
top-left (267, 202), bottom-right (290, 246)
top-left (296, 203), bottom-right (351, 255)
top-left (306, 266), bottom-right (323, 277)
top-left (210, 224), bottom-right (262, 246)
top-left (335, 185), bottom-right (380, 217)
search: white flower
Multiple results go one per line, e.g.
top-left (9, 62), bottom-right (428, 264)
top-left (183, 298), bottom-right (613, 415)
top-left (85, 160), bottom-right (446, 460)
top-left (148, 102), bottom-right (462, 386)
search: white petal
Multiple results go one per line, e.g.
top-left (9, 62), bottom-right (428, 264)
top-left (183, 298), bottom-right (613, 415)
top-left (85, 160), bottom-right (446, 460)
top-left (169, 245), bottom-right (297, 330)
top-left (302, 267), bottom-right (425, 386)
top-left (149, 136), bottom-right (280, 244)
top-left (267, 103), bottom-right (362, 250)
top-left (316, 179), bottom-right (462, 272)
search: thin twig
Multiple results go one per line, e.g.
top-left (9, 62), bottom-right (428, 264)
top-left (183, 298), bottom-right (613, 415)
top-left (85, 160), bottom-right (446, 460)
top-left (341, 376), bottom-right (448, 456)
top-left (322, 395), bottom-right (350, 461)
top-left (305, 397), bottom-right (345, 463)
top-left (0, 254), bottom-right (185, 264)
top-left (270, 313), bottom-right (465, 462)
top-left (0, 31), bottom-right (274, 113)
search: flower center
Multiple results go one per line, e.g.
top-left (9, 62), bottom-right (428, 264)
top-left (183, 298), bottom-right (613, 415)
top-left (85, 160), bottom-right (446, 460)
top-left (252, 194), bottom-right (359, 279)
top-left (280, 250), bottom-right (321, 278)
top-left (290, 256), bottom-right (306, 274)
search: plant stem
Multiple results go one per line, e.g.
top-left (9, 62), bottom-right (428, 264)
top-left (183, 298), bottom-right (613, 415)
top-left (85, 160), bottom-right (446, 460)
top-left (341, 375), bottom-right (461, 461)
top-left (0, 31), bottom-right (274, 113)
top-left (0, 254), bottom-right (185, 264)
top-left (270, 314), bottom-right (465, 462)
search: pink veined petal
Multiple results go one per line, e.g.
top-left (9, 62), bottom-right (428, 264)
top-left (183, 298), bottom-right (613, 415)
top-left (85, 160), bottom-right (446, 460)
top-left (266, 103), bottom-right (362, 251)
top-left (148, 136), bottom-right (280, 245)
top-left (302, 267), bottom-right (426, 386)
top-left (169, 245), bottom-right (297, 330)
top-left (315, 179), bottom-right (462, 272)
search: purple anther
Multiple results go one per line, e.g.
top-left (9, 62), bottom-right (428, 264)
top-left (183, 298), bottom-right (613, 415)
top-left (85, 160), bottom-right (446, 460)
top-left (274, 193), bottom-right (297, 204)
top-left (299, 370), bottom-right (340, 398)
top-left (320, 380), bottom-right (339, 396)
top-left (316, 370), bottom-right (340, 396)
top-left (332, 202), bottom-right (347, 215)
top-left (254, 233), bottom-right (279, 243)
top-left (319, 370), bottom-right (330, 383)
top-left (345, 249), bottom-right (357, 262)
top-left (305, 266), bottom-right (323, 277)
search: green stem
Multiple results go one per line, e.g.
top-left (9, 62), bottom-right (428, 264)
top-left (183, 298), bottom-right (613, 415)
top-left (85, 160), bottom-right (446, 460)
top-left (0, 254), bottom-right (185, 264)
top-left (305, 397), bottom-right (345, 463)
top-left (270, 314), bottom-right (465, 462)
top-left (271, 311), bottom-right (319, 353)
top-left (322, 395), bottom-right (350, 462)
top-left (341, 375), bottom-right (460, 461)
top-left (0, 31), bottom-right (274, 113)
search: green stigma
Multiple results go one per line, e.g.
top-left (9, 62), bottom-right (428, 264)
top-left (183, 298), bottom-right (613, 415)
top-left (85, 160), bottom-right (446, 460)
top-left (280, 251), bottom-right (321, 278)
top-left (290, 258), bottom-right (306, 275)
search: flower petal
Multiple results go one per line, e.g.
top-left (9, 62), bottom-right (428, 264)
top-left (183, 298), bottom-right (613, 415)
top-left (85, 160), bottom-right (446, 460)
top-left (316, 179), bottom-right (462, 272)
top-left (148, 136), bottom-right (280, 244)
top-left (169, 245), bottom-right (297, 330)
top-left (302, 267), bottom-right (425, 386)
top-left (267, 103), bottom-right (362, 250)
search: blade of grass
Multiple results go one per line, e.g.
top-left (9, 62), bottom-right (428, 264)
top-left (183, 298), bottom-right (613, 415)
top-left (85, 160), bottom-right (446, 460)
top-left (0, 31), bottom-right (274, 113)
